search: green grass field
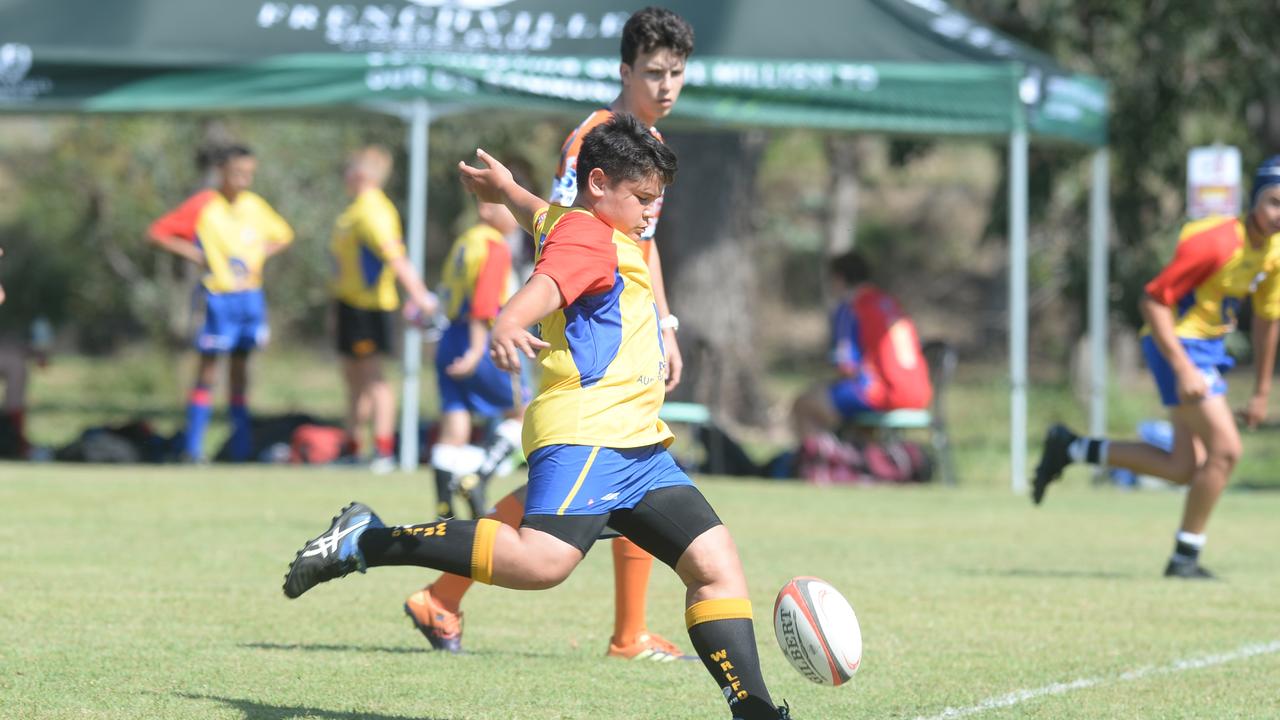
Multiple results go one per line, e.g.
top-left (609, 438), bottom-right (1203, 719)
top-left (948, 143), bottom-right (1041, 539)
top-left (3, 464), bottom-right (1278, 719)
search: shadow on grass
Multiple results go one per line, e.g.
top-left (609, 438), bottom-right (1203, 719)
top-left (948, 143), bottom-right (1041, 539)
top-left (242, 641), bottom-right (564, 661)
top-left (1231, 481), bottom-right (1280, 492)
top-left (242, 642), bottom-right (426, 656)
top-left (962, 567), bottom-right (1138, 580)
top-left (180, 693), bottom-right (446, 720)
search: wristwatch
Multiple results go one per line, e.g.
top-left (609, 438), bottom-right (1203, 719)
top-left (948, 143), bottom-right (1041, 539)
top-left (659, 314), bottom-right (680, 332)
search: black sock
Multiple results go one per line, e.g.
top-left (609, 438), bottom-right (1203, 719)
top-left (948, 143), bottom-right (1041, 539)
top-left (1173, 539), bottom-right (1202, 562)
top-left (432, 466), bottom-right (456, 519)
top-left (357, 518), bottom-right (493, 580)
top-left (477, 430), bottom-right (518, 480)
top-left (1084, 439), bottom-right (1106, 464)
top-left (686, 599), bottom-right (775, 718)
top-left (465, 483), bottom-right (487, 519)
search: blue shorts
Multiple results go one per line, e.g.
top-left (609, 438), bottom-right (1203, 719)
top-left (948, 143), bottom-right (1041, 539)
top-left (436, 322), bottom-right (529, 417)
top-left (197, 289), bottom-right (268, 354)
top-left (829, 374), bottom-right (879, 417)
top-left (1142, 335), bottom-right (1231, 407)
top-left (524, 444), bottom-right (694, 516)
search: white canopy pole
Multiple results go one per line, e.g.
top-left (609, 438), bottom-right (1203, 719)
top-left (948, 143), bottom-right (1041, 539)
top-left (1009, 126), bottom-right (1029, 494)
top-left (1088, 148), bottom-right (1110, 439)
top-left (398, 98), bottom-right (430, 471)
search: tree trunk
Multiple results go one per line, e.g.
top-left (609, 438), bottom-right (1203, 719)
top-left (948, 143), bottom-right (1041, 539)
top-left (824, 134), bottom-right (862, 257)
top-left (656, 129), bottom-right (770, 426)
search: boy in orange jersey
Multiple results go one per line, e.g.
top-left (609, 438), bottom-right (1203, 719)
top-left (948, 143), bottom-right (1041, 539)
top-left (284, 115), bottom-right (794, 720)
top-left (1032, 155), bottom-right (1280, 579)
top-left (330, 145), bottom-right (438, 472)
top-left (148, 145), bottom-right (292, 462)
top-left (404, 3), bottom-right (695, 663)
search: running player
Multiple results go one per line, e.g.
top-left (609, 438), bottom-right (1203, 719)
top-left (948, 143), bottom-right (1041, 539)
top-left (148, 145), bottom-right (292, 462)
top-left (403, 4), bottom-right (695, 662)
top-left (330, 145), bottom-right (437, 472)
top-left (284, 115), bottom-right (793, 720)
top-left (427, 195), bottom-right (529, 522)
top-left (1031, 155), bottom-right (1280, 579)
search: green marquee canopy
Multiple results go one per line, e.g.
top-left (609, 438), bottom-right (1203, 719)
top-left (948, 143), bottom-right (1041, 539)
top-left (3, 0), bottom-right (1106, 144)
top-left (0, 0), bottom-right (1113, 486)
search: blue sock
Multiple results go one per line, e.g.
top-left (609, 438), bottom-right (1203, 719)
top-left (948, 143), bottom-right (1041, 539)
top-left (185, 386), bottom-right (213, 459)
top-left (229, 397), bottom-right (252, 462)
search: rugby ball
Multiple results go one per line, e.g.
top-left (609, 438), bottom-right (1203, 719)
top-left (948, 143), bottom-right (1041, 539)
top-left (773, 577), bottom-right (861, 686)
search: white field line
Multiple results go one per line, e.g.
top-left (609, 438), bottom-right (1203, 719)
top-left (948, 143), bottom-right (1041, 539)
top-left (914, 640), bottom-right (1280, 720)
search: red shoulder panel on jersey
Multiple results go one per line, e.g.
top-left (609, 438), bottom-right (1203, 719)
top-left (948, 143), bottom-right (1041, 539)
top-left (533, 212), bottom-right (617, 307)
top-left (1144, 219), bottom-right (1241, 306)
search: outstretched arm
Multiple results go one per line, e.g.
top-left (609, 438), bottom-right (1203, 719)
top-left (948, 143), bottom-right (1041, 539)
top-left (458, 149), bottom-right (546, 236)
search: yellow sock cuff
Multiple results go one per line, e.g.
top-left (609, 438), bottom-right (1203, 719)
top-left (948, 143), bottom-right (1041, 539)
top-left (685, 597), bottom-right (753, 629)
top-left (470, 518), bottom-right (500, 585)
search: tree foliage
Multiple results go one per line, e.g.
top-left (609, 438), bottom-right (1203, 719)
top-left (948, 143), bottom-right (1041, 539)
top-left (958, 0), bottom-right (1280, 329)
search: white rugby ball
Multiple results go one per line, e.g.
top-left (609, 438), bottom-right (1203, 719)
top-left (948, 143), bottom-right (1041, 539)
top-left (773, 576), bottom-right (861, 686)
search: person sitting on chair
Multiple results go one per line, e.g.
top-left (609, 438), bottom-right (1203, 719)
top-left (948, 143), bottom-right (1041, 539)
top-left (792, 250), bottom-right (932, 440)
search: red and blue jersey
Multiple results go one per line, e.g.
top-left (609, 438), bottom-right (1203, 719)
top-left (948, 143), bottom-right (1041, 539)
top-left (1143, 216), bottom-right (1280, 340)
top-left (521, 205), bottom-right (672, 455)
top-left (831, 285), bottom-right (931, 410)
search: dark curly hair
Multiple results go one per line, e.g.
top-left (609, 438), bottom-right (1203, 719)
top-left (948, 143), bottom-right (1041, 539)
top-left (620, 6), bottom-right (694, 65)
top-left (829, 250), bottom-right (871, 286)
top-left (576, 112), bottom-right (677, 197)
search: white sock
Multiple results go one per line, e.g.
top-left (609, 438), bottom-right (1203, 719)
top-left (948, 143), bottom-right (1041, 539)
top-left (1067, 438), bottom-right (1088, 463)
top-left (1176, 531), bottom-right (1207, 549)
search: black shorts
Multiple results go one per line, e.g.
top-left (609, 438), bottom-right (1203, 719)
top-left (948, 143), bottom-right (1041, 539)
top-left (522, 485), bottom-right (723, 568)
top-left (336, 301), bottom-right (393, 358)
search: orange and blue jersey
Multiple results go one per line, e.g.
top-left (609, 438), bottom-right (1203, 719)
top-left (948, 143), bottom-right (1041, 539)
top-left (149, 189), bottom-right (293, 294)
top-left (829, 285), bottom-right (931, 415)
top-left (1140, 216), bottom-right (1280, 405)
top-left (549, 108), bottom-right (666, 261)
top-left (330, 188), bottom-right (406, 312)
top-left (521, 204), bottom-right (673, 456)
top-left (436, 223), bottom-right (526, 416)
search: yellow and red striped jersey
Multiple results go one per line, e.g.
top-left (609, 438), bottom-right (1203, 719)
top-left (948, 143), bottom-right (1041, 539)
top-left (549, 108), bottom-right (666, 261)
top-left (521, 204), bottom-right (673, 455)
top-left (149, 189), bottom-right (293, 294)
top-left (439, 223), bottom-right (514, 323)
top-left (329, 188), bottom-right (406, 311)
top-left (1144, 216), bottom-right (1280, 340)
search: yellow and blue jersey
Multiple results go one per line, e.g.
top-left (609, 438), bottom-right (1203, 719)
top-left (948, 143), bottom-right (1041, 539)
top-left (1141, 216), bottom-right (1280, 406)
top-left (521, 205), bottom-right (673, 456)
top-left (1144, 216), bottom-right (1280, 340)
top-left (438, 223), bottom-right (514, 324)
top-left (149, 189), bottom-right (293, 294)
top-left (329, 188), bottom-right (405, 312)
top-left (435, 223), bottom-right (527, 416)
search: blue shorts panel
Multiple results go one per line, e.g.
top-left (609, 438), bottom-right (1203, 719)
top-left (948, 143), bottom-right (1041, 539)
top-left (1141, 335), bottom-right (1230, 407)
top-left (197, 289), bottom-right (268, 353)
top-left (524, 444), bottom-right (694, 516)
top-left (436, 322), bottom-right (529, 417)
top-left (829, 375), bottom-right (876, 418)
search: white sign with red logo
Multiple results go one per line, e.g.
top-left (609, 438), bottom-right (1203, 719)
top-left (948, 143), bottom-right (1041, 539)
top-left (1187, 145), bottom-right (1242, 219)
